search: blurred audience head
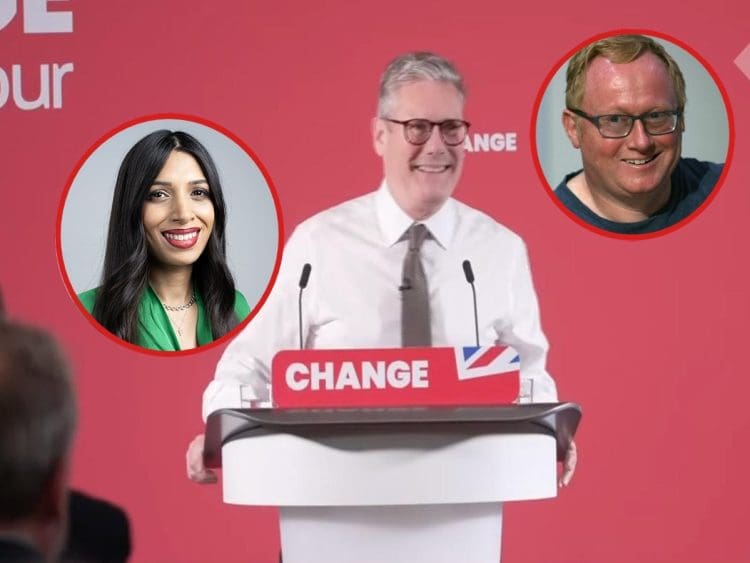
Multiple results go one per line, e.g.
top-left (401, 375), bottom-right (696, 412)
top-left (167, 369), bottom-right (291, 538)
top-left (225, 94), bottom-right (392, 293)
top-left (0, 306), bottom-right (77, 561)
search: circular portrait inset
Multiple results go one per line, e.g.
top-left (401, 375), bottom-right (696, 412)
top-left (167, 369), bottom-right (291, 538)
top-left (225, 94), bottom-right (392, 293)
top-left (533, 31), bottom-right (732, 238)
top-left (58, 115), bottom-right (283, 354)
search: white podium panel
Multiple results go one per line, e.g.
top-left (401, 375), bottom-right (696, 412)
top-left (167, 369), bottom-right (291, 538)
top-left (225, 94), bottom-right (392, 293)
top-left (280, 503), bottom-right (502, 563)
top-left (222, 430), bottom-right (557, 506)
top-left (207, 404), bottom-right (581, 563)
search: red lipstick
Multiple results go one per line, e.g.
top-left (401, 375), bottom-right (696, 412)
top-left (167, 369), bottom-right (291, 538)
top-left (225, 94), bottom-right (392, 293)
top-left (162, 228), bottom-right (200, 249)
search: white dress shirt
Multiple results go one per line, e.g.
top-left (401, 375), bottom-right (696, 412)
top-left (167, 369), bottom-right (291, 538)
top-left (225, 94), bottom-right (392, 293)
top-left (203, 183), bottom-right (557, 418)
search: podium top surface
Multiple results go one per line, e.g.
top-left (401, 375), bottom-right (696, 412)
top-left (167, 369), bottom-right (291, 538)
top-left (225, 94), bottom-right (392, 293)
top-left (204, 402), bottom-right (581, 468)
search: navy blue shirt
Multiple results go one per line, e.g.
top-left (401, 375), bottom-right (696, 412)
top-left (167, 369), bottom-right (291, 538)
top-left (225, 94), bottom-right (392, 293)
top-left (555, 157), bottom-right (723, 234)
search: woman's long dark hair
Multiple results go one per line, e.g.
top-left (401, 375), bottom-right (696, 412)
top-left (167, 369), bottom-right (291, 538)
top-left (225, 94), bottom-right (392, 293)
top-left (92, 130), bottom-right (239, 345)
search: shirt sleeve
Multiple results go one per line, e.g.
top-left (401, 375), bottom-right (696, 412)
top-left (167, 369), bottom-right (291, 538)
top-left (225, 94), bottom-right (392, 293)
top-left (495, 238), bottom-right (558, 402)
top-left (202, 224), bottom-right (315, 420)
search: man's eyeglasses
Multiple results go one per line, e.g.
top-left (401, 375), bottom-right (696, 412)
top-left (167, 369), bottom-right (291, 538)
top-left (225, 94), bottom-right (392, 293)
top-left (567, 108), bottom-right (682, 139)
top-left (382, 118), bottom-right (471, 146)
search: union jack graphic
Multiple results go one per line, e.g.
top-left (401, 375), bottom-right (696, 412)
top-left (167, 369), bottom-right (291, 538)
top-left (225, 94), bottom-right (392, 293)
top-left (454, 345), bottom-right (520, 381)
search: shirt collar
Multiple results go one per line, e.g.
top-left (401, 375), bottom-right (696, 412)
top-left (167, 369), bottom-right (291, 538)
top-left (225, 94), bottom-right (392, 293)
top-left (375, 180), bottom-right (456, 249)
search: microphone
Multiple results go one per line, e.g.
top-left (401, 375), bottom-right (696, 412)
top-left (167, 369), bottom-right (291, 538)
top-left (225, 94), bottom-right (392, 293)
top-left (462, 260), bottom-right (474, 284)
top-left (462, 260), bottom-right (479, 347)
top-left (299, 263), bottom-right (311, 289)
top-left (298, 263), bottom-right (311, 349)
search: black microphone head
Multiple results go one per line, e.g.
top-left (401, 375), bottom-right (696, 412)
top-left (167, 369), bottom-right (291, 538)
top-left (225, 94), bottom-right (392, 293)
top-left (299, 263), bottom-right (312, 289)
top-left (462, 260), bottom-right (475, 284)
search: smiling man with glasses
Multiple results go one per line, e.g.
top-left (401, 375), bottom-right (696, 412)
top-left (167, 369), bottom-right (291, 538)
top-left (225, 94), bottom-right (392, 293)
top-left (197, 50), bottom-right (565, 450)
top-left (190, 52), bottom-right (575, 560)
top-left (557, 34), bottom-right (723, 235)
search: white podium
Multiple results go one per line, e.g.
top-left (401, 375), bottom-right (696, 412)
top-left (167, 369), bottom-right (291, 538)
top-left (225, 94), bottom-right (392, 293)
top-left (204, 404), bottom-right (581, 563)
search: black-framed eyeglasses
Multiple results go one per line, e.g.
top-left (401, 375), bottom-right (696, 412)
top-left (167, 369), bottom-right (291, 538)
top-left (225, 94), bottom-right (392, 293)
top-left (382, 118), bottom-right (471, 146)
top-left (567, 108), bottom-right (682, 138)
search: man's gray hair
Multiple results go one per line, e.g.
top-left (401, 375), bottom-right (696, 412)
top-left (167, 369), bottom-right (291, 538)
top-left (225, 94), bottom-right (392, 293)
top-left (378, 51), bottom-right (465, 117)
top-left (0, 319), bottom-right (76, 520)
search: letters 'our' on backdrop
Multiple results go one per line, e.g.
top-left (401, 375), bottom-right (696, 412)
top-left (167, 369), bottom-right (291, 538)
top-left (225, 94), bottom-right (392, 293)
top-left (2, 2), bottom-right (749, 562)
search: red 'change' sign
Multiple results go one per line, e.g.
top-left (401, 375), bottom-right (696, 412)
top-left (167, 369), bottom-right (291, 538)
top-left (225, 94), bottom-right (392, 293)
top-left (271, 346), bottom-right (520, 408)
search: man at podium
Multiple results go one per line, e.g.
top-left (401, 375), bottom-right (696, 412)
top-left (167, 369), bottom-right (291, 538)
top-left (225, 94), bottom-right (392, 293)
top-left (188, 50), bottom-right (575, 492)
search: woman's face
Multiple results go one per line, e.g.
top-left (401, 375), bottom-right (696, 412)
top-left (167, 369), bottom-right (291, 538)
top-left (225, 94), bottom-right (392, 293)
top-left (142, 150), bottom-right (215, 269)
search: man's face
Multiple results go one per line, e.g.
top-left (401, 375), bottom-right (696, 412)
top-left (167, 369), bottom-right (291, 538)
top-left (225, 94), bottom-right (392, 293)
top-left (372, 79), bottom-right (465, 220)
top-left (563, 52), bottom-right (683, 201)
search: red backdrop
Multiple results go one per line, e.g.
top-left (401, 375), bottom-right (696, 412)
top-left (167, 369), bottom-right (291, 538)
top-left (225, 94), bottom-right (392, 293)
top-left (2, 1), bottom-right (749, 561)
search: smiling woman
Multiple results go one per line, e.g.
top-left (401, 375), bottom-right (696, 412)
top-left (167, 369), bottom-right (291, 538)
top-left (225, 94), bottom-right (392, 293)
top-left (76, 130), bottom-right (250, 351)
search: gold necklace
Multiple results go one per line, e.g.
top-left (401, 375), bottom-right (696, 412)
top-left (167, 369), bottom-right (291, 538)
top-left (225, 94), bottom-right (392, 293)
top-left (169, 307), bottom-right (191, 338)
top-left (159, 291), bottom-right (196, 338)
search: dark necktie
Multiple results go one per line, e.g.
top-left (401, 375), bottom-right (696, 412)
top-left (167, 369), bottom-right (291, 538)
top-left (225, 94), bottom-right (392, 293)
top-left (401, 223), bottom-right (431, 347)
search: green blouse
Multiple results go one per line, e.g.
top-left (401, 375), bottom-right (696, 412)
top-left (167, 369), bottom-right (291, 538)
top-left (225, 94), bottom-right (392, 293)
top-left (78, 285), bottom-right (250, 351)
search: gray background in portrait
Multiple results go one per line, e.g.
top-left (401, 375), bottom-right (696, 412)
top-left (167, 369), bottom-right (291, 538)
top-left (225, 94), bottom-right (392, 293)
top-left (536, 38), bottom-right (729, 188)
top-left (61, 119), bottom-right (279, 310)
